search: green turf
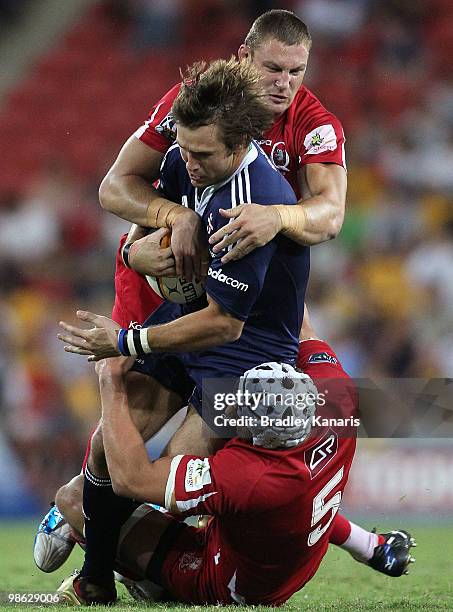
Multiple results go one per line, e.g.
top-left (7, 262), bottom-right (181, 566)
top-left (0, 521), bottom-right (452, 611)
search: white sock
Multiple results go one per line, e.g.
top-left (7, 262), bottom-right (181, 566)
top-left (340, 523), bottom-right (379, 563)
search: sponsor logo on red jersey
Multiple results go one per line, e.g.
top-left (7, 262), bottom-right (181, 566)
top-left (304, 124), bottom-right (337, 155)
top-left (155, 111), bottom-right (177, 141)
top-left (184, 458), bottom-right (212, 492)
top-left (304, 429), bottom-right (338, 479)
top-left (307, 352), bottom-right (338, 365)
top-left (178, 552), bottom-right (203, 572)
top-left (271, 141), bottom-right (290, 172)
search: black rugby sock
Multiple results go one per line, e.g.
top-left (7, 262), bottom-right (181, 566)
top-left (80, 466), bottom-right (137, 586)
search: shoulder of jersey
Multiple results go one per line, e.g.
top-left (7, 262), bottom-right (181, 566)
top-left (160, 142), bottom-right (182, 171)
top-left (293, 85), bottom-right (326, 109)
top-left (247, 144), bottom-right (295, 204)
top-left (253, 141), bottom-right (281, 172)
top-left (165, 81), bottom-right (182, 102)
top-left (250, 144), bottom-right (279, 182)
top-left (291, 85), bottom-right (341, 123)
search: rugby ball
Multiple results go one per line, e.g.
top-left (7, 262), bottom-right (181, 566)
top-left (34, 519), bottom-right (75, 573)
top-left (145, 232), bottom-right (205, 305)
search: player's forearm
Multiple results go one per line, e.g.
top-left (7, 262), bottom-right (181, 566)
top-left (99, 174), bottom-right (186, 229)
top-left (99, 372), bottom-right (171, 505)
top-left (275, 196), bottom-right (344, 246)
top-left (100, 374), bottom-right (151, 497)
top-left (142, 305), bottom-right (243, 352)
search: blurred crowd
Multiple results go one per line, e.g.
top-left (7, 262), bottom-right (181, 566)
top-left (0, 0), bottom-right (31, 33)
top-left (0, 0), bottom-right (452, 506)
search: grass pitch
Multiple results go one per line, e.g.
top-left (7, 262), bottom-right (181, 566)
top-left (0, 521), bottom-right (452, 611)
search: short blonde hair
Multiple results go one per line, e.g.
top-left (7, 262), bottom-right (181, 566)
top-left (245, 9), bottom-right (312, 51)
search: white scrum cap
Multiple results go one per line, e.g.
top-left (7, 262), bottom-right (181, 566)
top-left (238, 362), bottom-right (318, 449)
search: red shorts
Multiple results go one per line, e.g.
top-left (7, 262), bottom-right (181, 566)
top-left (159, 524), bottom-right (207, 603)
top-left (111, 234), bottom-right (163, 328)
top-left (158, 523), bottom-right (230, 605)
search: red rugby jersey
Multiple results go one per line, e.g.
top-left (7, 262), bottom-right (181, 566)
top-left (164, 340), bottom-right (356, 606)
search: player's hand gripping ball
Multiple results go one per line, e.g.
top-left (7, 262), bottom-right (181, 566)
top-left (146, 231), bottom-right (205, 305)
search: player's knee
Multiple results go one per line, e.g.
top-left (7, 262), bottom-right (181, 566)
top-left (55, 476), bottom-right (82, 520)
top-left (55, 484), bottom-right (70, 518)
top-left (87, 425), bottom-right (109, 474)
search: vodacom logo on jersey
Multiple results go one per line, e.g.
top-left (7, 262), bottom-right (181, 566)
top-left (208, 268), bottom-right (249, 292)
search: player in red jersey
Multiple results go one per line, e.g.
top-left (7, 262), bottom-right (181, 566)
top-left (51, 310), bottom-right (415, 606)
top-left (57, 311), bottom-right (414, 607)
top-left (57, 314), bottom-right (357, 605)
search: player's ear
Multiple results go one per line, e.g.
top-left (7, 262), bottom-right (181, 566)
top-left (238, 44), bottom-right (251, 61)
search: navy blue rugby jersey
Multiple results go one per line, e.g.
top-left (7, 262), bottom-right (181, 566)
top-left (152, 141), bottom-right (310, 372)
